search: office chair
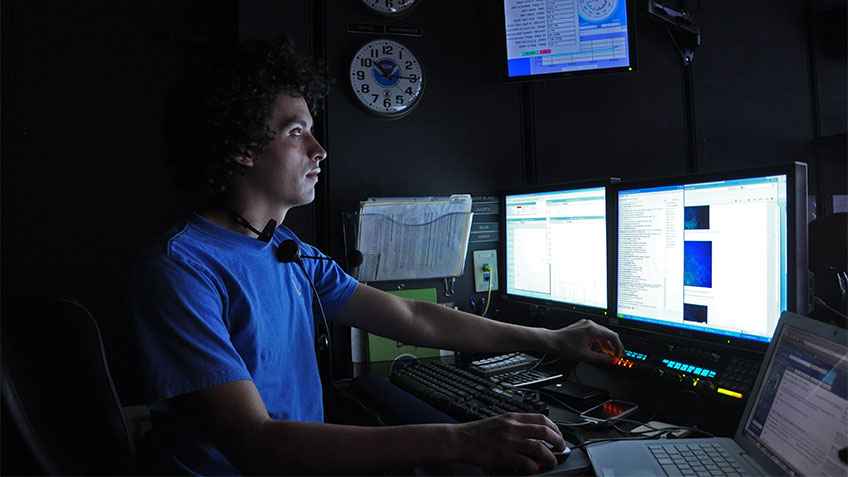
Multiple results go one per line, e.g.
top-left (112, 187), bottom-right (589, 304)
top-left (1, 294), bottom-right (136, 475)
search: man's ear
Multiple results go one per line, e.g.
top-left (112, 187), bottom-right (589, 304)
top-left (231, 154), bottom-right (254, 168)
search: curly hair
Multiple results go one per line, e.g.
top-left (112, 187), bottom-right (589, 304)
top-left (165, 36), bottom-right (330, 202)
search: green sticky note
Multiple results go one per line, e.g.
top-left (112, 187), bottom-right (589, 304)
top-left (367, 288), bottom-right (442, 363)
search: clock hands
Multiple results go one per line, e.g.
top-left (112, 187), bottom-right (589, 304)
top-left (389, 73), bottom-right (418, 81)
top-left (376, 65), bottom-right (417, 82)
top-left (373, 59), bottom-right (419, 83)
top-left (374, 62), bottom-right (392, 79)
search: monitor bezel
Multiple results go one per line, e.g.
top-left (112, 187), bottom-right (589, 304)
top-left (500, 0), bottom-right (639, 84)
top-left (499, 178), bottom-right (620, 319)
top-left (608, 162), bottom-right (809, 354)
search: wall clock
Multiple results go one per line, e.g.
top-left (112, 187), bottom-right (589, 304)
top-left (349, 38), bottom-right (424, 119)
top-left (361, 0), bottom-right (419, 17)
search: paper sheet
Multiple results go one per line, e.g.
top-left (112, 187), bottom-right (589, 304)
top-left (356, 194), bottom-right (473, 282)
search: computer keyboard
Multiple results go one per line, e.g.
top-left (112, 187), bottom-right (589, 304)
top-left (648, 442), bottom-right (747, 476)
top-left (469, 352), bottom-right (564, 387)
top-left (491, 368), bottom-right (564, 388)
top-left (389, 360), bottom-right (549, 422)
top-left (469, 352), bottom-right (539, 377)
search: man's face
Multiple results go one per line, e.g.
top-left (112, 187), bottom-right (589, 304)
top-left (243, 93), bottom-right (327, 210)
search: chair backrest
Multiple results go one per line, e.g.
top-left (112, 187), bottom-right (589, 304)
top-left (1, 294), bottom-right (135, 475)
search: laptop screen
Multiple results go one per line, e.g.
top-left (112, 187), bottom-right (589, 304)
top-left (741, 323), bottom-right (848, 476)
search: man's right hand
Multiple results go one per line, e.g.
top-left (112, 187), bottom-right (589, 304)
top-left (452, 412), bottom-right (566, 474)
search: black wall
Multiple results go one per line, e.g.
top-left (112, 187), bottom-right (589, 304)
top-left (2, 0), bottom-right (845, 406)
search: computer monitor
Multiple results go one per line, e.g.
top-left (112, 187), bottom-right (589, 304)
top-left (501, 179), bottom-right (617, 317)
top-left (613, 162), bottom-right (809, 353)
top-left (502, 0), bottom-right (637, 82)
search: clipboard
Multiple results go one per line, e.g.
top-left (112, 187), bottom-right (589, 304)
top-left (355, 194), bottom-right (474, 282)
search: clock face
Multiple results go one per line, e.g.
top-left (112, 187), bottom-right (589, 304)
top-left (349, 39), bottom-right (424, 118)
top-left (361, 0), bottom-right (418, 16)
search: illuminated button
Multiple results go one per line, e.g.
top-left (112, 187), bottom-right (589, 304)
top-left (717, 388), bottom-right (743, 399)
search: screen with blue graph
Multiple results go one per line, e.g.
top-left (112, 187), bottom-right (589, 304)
top-left (616, 165), bottom-right (808, 345)
top-left (502, 0), bottom-right (637, 81)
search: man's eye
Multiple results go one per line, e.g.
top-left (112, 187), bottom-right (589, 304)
top-left (290, 128), bottom-right (302, 137)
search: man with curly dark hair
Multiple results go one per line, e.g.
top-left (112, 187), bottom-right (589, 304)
top-left (130, 36), bottom-right (623, 475)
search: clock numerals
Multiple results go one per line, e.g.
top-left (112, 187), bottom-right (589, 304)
top-left (349, 39), bottom-right (424, 119)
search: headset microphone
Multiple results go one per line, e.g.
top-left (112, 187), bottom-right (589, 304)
top-left (347, 250), bottom-right (365, 268)
top-left (276, 239), bottom-right (333, 264)
top-left (277, 239), bottom-right (364, 268)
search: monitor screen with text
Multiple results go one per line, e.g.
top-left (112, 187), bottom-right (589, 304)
top-left (502, 0), bottom-right (637, 81)
top-left (617, 174), bottom-right (790, 342)
top-left (505, 185), bottom-right (608, 312)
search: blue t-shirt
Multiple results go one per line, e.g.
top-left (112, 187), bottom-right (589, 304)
top-left (129, 213), bottom-right (359, 475)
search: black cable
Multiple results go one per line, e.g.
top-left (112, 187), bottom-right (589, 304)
top-left (814, 296), bottom-right (848, 322)
top-left (613, 418), bottom-right (717, 438)
top-left (330, 378), bottom-right (389, 427)
top-left (570, 434), bottom-right (654, 451)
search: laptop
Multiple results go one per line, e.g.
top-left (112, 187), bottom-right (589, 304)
top-left (586, 311), bottom-right (848, 476)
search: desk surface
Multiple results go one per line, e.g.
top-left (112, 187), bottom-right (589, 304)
top-left (335, 358), bottom-right (746, 475)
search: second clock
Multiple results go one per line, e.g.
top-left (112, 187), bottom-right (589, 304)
top-left (349, 38), bottom-right (424, 119)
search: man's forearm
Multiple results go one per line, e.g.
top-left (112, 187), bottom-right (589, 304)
top-left (240, 420), bottom-right (461, 475)
top-left (405, 300), bottom-right (557, 354)
top-left (336, 284), bottom-right (556, 355)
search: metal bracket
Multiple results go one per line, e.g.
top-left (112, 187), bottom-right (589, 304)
top-left (644, 0), bottom-right (702, 65)
top-left (443, 277), bottom-right (455, 297)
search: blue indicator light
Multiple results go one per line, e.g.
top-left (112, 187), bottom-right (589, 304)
top-left (694, 367), bottom-right (703, 375)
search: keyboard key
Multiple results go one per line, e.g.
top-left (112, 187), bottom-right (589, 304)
top-left (660, 464), bottom-right (684, 476)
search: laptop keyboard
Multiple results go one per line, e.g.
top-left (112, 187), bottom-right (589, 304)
top-left (648, 442), bottom-right (746, 476)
